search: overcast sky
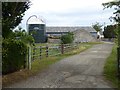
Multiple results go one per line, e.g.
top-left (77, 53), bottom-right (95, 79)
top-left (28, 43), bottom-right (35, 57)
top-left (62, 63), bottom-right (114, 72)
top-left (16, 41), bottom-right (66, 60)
top-left (20, 0), bottom-right (114, 29)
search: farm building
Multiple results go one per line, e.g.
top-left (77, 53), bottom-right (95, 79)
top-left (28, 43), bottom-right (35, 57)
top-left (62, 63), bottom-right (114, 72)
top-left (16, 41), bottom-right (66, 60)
top-left (26, 15), bottom-right (97, 43)
top-left (46, 26), bottom-right (97, 43)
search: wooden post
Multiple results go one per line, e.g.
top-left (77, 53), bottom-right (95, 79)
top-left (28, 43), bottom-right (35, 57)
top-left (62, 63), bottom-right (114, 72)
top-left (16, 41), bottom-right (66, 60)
top-left (46, 45), bottom-right (48, 57)
top-left (40, 46), bottom-right (42, 59)
top-left (61, 44), bottom-right (64, 54)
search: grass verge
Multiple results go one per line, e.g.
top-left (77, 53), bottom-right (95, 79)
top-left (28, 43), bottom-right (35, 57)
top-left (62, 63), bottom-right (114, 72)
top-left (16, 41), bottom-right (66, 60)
top-left (2, 42), bottom-right (100, 87)
top-left (104, 44), bottom-right (120, 89)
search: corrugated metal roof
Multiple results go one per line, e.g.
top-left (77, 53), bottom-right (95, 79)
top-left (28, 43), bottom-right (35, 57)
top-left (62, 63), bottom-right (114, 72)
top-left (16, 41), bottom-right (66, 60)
top-left (46, 26), bottom-right (96, 33)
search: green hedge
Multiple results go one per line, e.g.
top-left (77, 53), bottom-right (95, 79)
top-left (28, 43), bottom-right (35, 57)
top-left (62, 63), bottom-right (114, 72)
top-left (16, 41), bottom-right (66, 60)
top-left (2, 39), bottom-right (27, 74)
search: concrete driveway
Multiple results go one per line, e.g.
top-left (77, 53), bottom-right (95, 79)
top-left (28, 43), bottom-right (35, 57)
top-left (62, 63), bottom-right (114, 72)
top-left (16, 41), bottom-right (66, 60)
top-left (7, 42), bottom-right (114, 88)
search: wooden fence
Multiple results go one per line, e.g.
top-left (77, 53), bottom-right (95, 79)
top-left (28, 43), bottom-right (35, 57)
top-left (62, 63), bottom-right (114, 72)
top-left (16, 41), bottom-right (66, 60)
top-left (31, 44), bottom-right (79, 61)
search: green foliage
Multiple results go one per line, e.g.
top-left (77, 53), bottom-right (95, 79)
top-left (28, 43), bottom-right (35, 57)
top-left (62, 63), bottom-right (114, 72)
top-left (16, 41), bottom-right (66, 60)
top-left (11, 27), bottom-right (35, 45)
top-left (103, 24), bottom-right (117, 38)
top-left (102, 0), bottom-right (120, 23)
top-left (92, 22), bottom-right (103, 32)
top-left (61, 32), bottom-right (74, 44)
top-left (102, 0), bottom-right (120, 47)
top-left (104, 44), bottom-right (120, 89)
top-left (2, 27), bottom-right (34, 74)
top-left (2, 2), bottom-right (31, 38)
top-left (2, 39), bottom-right (27, 74)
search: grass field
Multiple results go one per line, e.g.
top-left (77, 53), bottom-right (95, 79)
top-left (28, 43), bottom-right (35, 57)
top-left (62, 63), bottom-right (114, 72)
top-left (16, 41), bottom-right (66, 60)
top-left (104, 44), bottom-right (120, 89)
top-left (2, 42), bottom-right (100, 87)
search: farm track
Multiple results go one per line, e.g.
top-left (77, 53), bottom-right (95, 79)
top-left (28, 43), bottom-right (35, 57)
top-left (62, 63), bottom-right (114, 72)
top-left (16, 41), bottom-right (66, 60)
top-left (5, 42), bottom-right (114, 88)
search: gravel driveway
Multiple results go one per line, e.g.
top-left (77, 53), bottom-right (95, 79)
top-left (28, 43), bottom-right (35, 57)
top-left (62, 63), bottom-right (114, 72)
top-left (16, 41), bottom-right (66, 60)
top-left (7, 42), bottom-right (114, 88)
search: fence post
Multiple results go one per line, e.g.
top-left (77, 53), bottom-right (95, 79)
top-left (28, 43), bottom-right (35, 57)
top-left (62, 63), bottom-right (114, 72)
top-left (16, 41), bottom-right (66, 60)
top-left (46, 45), bottom-right (49, 57)
top-left (117, 47), bottom-right (120, 78)
top-left (61, 44), bottom-right (64, 54)
top-left (28, 46), bottom-right (31, 70)
top-left (40, 46), bottom-right (42, 59)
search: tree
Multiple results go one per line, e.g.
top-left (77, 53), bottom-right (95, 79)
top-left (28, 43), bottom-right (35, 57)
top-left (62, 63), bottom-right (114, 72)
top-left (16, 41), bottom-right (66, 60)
top-left (103, 24), bottom-right (117, 38)
top-left (92, 22), bottom-right (103, 32)
top-left (61, 32), bottom-right (74, 44)
top-left (102, 0), bottom-right (120, 47)
top-left (2, 1), bottom-right (31, 38)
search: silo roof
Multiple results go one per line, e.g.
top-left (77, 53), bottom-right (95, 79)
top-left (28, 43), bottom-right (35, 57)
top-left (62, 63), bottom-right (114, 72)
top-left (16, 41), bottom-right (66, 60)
top-left (27, 16), bottom-right (45, 24)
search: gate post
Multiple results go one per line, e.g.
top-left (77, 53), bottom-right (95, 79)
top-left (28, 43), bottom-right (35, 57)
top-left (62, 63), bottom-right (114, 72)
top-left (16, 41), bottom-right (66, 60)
top-left (46, 45), bottom-right (48, 57)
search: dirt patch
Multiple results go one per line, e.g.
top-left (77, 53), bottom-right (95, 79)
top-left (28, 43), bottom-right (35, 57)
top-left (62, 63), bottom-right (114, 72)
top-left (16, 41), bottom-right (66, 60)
top-left (2, 69), bottom-right (31, 87)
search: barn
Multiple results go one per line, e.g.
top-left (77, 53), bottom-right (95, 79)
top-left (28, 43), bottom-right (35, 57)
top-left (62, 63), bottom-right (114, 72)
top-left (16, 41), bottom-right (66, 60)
top-left (46, 26), bottom-right (97, 43)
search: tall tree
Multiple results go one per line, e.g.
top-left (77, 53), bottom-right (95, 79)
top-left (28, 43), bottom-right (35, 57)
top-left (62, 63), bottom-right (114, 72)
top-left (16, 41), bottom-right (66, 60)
top-left (102, 0), bottom-right (120, 46)
top-left (103, 24), bottom-right (117, 38)
top-left (92, 22), bottom-right (103, 32)
top-left (2, 1), bottom-right (31, 38)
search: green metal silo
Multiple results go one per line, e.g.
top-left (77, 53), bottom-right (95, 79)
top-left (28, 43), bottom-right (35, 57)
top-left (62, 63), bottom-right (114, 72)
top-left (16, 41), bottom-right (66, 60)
top-left (27, 15), bottom-right (46, 43)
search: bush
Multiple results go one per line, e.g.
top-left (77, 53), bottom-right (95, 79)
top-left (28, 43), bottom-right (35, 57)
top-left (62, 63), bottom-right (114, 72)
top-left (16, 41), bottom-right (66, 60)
top-left (2, 39), bottom-right (27, 74)
top-left (10, 29), bottom-right (35, 45)
top-left (61, 32), bottom-right (74, 44)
